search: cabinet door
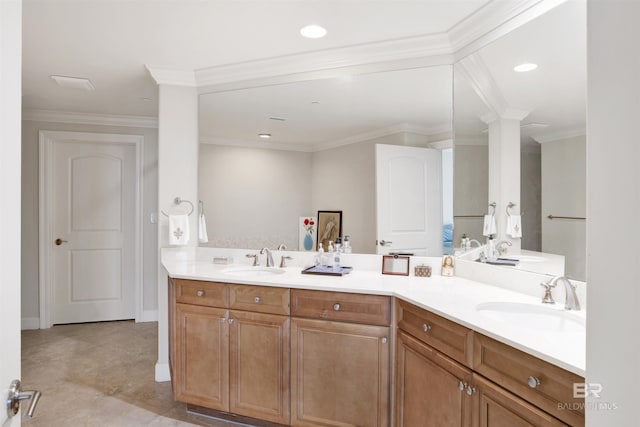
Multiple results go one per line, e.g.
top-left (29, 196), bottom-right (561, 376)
top-left (395, 331), bottom-right (472, 427)
top-left (291, 318), bottom-right (390, 427)
top-left (229, 310), bottom-right (290, 424)
top-left (174, 303), bottom-right (229, 410)
top-left (472, 375), bottom-right (569, 427)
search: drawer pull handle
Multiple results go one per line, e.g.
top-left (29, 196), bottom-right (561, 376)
top-left (333, 303), bottom-right (341, 311)
top-left (196, 290), bottom-right (205, 297)
top-left (254, 296), bottom-right (261, 303)
top-left (458, 381), bottom-right (467, 391)
top-left (422, 323), bottom-right (432, 332)
top-left (466, 385), bottom-right (477, 395)
top-left (381, 337), bottom-right (388, 344)
top-left (527, 376), bottom-right (541, 388)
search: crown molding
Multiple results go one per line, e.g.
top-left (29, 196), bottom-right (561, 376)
top-left (450, 0), bottom-right (569, 61)
top-left (428, 139), bottom-right (453, 150)
top-left (457, 52), bottom-right (508, 117)
top-left (145, 65), bottom-right (196, 87)
top-left (22, 109), bottom-right (158, 128)
top-left (199, 136), bottom-right (313, 152)
top-left (532, 127), bottom-right (586, 143)
top-left (194, 35), bottom-right (454, 92)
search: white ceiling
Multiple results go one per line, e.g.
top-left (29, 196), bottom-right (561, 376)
top-left (22, 0), bottom-right (490, 117)
top-left (22, 0), bottom-right (585, 149)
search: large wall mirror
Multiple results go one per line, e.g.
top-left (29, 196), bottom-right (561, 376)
top-left (453, 1), bottom-right (586, 280)
top-left (198, 66), bottom-right (453, 255)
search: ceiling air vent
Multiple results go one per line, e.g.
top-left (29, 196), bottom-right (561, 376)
top-left (50, 75), bottom-right (95, 91)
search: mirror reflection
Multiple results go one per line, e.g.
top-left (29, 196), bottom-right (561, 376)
top-left (198, 66), bottom-right (453, 255)
top-left (453, 1), bottom-right (586, 279)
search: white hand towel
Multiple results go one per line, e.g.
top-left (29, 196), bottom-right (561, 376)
top-left (169, 214), bottom-right (190, 246)
top-left (198, 212), bottom-right (209, 243)
top-left (483, 214), bottom-right (497, 236)
top-left (507, 215), bottom-right (522, 238)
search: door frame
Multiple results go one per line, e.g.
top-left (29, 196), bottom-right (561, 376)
top-left (38, 130), bottom-right (144, 328)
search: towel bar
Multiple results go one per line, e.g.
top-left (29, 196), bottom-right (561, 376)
top-left (161, 197), bottom-right (194, 217)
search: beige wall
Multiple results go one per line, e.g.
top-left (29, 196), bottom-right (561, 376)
top-left (521, 147), bottom-right (541, 252)
top-left (21, 120), bottom-right (159, 325)
top-left (198, 144), bottom-right (312, 250)
top-left (453, 144), bottom-right (489, 245)
top-left (541, 135), bottom-right (586, 280)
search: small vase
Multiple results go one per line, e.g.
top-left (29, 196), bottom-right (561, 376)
top-left (303, 233), bottom-right (313, 251)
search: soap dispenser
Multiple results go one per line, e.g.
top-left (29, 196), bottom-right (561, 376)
top-left (487, 235), bottom-right (496, 259)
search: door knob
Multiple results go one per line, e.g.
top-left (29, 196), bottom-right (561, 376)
top-left (6, 379), bottom-right (41, 418)
top-left (55, 238), bottom-right (68, 246)
top-left (379, 240), bottom-right (392, 246)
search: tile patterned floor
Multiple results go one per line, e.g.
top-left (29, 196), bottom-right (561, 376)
top-left (21, 321), bottom-right (248, 427)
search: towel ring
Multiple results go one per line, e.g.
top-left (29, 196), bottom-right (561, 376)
top-left (506, 202), bottom-right (524, 217)
top-left (488, 202), bottom-right (496, 216)
top-left (161, 197), bottom-right (194, 217)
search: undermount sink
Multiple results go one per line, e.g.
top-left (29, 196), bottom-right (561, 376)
top-left (221, 267), bottom-right (286, 277)
top-left (476, 301), bottom-right (585, 333)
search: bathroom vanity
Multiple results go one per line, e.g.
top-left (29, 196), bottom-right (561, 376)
top-left (164, 249), bottom-right (585, 427)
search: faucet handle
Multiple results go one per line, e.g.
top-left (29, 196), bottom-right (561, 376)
top-left (540, 279), bottom-right (556, 304)
top-left (245, 253), bottom-right (259, 266)
top-left (280, 255), bottom-right (293, 268)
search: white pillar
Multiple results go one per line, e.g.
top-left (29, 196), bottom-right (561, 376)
top-left (485, 115), bottom-right (523, 250)
top-left (148, 71), bottom-right (199, 381)
top-left (586, 1), bottom-right (640, 425)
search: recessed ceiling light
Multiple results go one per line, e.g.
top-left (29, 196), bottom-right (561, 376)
top-left (258, 133), bottom-right (272, 139)
top-left (300, 24), bottom-right (327, 39)
top-left (513, 63), bottom-right (538, 73)
top-left (50, 75), bottom-right (95, 91)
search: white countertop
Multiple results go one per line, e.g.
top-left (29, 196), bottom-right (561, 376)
top-left (162, 249), bottom-right (585, 377)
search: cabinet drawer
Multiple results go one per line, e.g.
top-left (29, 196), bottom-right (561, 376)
top-left (175, 279), bottom-right (228, 308)
top-left (396, 299), bottom-right (474, 368)
top-left (229, 284), bottom-right (290, 315)
top-left (473, 333), bottom-right (585, 426)
top-left (290, 289), bottom-right (391, 326)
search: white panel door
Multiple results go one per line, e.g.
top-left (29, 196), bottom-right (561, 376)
top-left (51, 138), bottom-right (136, 324)
top-left (1, 0), bottom-right (23, 424)
top-left (375, 144), bottom-right (443, 256)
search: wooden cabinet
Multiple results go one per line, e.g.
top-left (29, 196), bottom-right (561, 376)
top-left (170, 279), bottom-right (290, 425)
top-left (229, 310), bottom-right (290, 424)
top-left (394, 299), bottom-right (584, 427)
top-left (290, 289), bottom-right (392, 427)
top-left (174, 303), bottom-right (229, 410)
top-left (395, 331), bottom-right (472, 427)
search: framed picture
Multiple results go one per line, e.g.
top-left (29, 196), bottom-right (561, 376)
top-left (441, 255), bottom-right (455, 277)
top-left (316, 210), bottom-right (342, 251)
top-left (382, 255), bottom-right (410, 276)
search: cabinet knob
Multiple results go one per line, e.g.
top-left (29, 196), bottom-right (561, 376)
top-left (466, 385), bottom-right (477, 395)
top-left (254, 296), bottom-right (261, 303)
top-left (527, 376), bottom-right (541, 389)
top-left (196, 290), bottom-right (205, 297)
top-left (333, 303), bottom-right (341, 311)
top-left (458, 381), bottom-right (467, 391)
top-left (381, 337), bottom-right (388, 344)
top-left (422, 323), bottom-right (432, 332)
top-left (220, 317), bottom-right (227, 323)
top-left (228, 318), bottom-right (235, 324)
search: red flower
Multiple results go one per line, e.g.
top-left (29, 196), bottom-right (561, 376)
top-left (304, 218), bottom-right (309, 225)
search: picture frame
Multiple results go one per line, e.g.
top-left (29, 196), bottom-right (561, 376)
top-left (382, 254), bottom-right (410, 276)
top-left (441, 255), bottom-right (455, 277)
top-left (316, 210), bottom-right (342, 251)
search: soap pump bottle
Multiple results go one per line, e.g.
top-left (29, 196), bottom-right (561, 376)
top-left (487, 235), bottom-right (496, 259)
top-left (343, 235), bottom-right (352, 253)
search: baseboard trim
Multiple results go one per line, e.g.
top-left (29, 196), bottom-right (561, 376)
top-left (155, 362), bottom-right (171, 382)
top-left (22, 317), bottom-right (40, 330)
top-left (139, 309), bottom-right (158, 322)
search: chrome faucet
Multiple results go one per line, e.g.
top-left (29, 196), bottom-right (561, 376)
top-left (276, 243), bottom-right (287, 250)
top-left (540, 276), bottom-right (581, 310)
top-left (496, 240), bottom-right (512, 256)
top-left (469, 239), bottom-right (482, 248)
top-left (260, 247), bottom-right (275, 267)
